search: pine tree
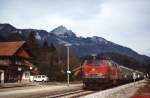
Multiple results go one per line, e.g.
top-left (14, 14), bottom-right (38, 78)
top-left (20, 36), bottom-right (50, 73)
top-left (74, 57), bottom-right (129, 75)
top-left (26, 32), bottom-right (40, 67)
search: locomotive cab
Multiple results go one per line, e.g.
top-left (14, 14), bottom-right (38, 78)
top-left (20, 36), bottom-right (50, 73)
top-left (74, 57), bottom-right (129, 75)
top-left (82, 59), bottom-right (110, 88)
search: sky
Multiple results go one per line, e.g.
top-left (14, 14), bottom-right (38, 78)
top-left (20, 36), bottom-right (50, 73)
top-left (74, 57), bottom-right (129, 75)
top-left (0, 0), bottom-right (150, 56)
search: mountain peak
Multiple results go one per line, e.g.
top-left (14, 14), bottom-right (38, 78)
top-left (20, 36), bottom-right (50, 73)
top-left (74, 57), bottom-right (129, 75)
top-left (57, 25), bottom-right (67, 31)
top-left (50, 25), bottom-right (76, 37)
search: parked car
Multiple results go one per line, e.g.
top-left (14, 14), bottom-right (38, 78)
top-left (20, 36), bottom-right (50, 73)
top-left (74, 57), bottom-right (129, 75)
top-left (33, 75), bottom-right (49, 82)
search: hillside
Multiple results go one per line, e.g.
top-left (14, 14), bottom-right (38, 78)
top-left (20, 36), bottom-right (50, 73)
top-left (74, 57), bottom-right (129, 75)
top-left (0, 23), bottom-right (150, 64)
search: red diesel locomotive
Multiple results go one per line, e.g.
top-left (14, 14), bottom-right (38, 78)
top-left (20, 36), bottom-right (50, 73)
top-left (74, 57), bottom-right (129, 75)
top-left (82, 56), bottom-right (144, 89)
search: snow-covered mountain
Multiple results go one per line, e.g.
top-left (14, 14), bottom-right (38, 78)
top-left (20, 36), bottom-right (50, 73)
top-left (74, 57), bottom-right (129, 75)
top-left (91, 36), bottom-right (109, 44)
top-left (0, 23), bottom-right (150, 63)
top-left (50, 25), bottom-right (76, 38)
top-left (47, 25), bottom-right (150, 63)
top-left (48, 26), bottom-right (112, 46)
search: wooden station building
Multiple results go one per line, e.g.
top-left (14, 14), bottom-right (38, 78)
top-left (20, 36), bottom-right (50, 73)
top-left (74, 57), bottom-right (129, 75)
top-left (0, 41), bottom-right (38, 84)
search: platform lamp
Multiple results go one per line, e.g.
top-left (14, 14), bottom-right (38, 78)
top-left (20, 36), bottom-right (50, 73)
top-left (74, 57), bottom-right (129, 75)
top-left (18, 67), bottom-right (22, 71)
top-left (64, 43), bottom-right (72, 87)
top-left (30, 66), bottom-right (33, 70)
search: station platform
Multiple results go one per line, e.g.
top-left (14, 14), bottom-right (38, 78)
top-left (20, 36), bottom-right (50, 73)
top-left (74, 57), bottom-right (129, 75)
top-left (0, 82), bottom-right (36, 89)
top-left (81, 79), bottom-right (150, 98)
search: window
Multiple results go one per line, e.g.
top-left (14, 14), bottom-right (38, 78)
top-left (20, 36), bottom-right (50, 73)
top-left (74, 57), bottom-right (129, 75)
top-left (86, 60), bottom-right (101, 66)
top-left (94, 60), bottom-right (101, 65)
top-left (86, 60), bottom-right (93, 64)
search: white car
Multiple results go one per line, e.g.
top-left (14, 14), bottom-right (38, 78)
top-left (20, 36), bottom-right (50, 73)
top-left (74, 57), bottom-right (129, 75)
top-left (33, 75), bottom-right (49, 82)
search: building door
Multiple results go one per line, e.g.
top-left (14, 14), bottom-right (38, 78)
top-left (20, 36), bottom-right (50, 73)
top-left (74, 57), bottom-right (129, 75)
top-left (0, 70), bottom-right (4, 84)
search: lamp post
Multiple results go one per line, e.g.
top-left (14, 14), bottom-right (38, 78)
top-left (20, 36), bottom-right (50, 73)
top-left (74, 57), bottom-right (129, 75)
top-left (64, 43), bottom-right (72, 87)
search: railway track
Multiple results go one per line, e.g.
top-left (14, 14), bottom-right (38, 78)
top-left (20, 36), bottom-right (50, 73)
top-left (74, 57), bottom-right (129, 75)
top-left (45, 82), bottom-right (114, 98)
top-left (44, 89), bottom-right (95, 98)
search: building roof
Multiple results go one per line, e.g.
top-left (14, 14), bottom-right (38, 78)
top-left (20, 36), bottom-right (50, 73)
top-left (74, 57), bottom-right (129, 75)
top-left (0, 41), bottom-right (25, 56)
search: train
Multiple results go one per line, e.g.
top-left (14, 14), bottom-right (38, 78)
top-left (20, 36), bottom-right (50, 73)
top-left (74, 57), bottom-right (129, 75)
top-left (82, 56), bottom-right (144, 89)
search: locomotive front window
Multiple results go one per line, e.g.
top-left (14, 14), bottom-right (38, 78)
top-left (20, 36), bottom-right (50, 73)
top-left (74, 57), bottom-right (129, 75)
top-left (86, 60), bottom-right (101, 66)
top-left (94, 60), bottom-right (101, 65)
top-left (86, 60), bottom-right (93, 64)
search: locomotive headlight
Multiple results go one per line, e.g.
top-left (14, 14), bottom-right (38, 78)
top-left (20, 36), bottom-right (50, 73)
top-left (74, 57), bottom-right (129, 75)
top-left (84, 74), bottom-right (89, 76)
top-left (97, 73), bottom-right (102, 76)
top-left (91, 68), bottom-right (95, 71)
top-left (98, 73), bottom-right (103, 76)
top-left (97, 73), bottom-right (105, 78)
